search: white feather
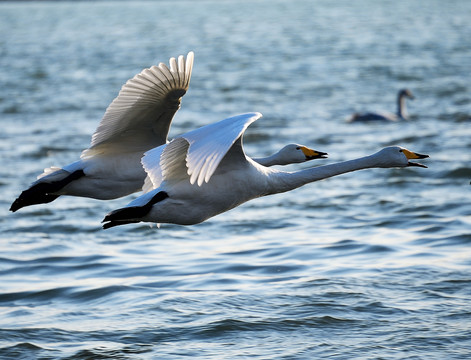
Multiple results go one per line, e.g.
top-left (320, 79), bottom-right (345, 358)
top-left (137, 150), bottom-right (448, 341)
top-left (81, 51), bottom-right (194, 159)
top-left (141, 112), bottom-right (262, 188)
top-left (142, 145), bottom-right (166, 189)
top-left (182, 112), bottom-right (261, 185)
top-left (37, 166), bottom-right (62, 179)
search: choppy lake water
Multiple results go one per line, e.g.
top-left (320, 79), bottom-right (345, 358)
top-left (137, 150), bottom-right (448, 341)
top-left (1, 0), bottom-right (470, 359)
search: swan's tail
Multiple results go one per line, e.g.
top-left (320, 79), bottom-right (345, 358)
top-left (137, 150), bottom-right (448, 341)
top-left (102, 206), bottom-right (146, 229)
top-left (102, 191), bottom-right (168, 229)
top-left (10, 186), bottom-right (60, 212)
top-left (10, 169), bottom-right (84, 212)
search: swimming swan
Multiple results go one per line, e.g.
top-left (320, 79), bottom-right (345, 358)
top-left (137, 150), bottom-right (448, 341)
top-left (348, 89), bottom-right (415, 122)
top-left (102, 112), bottom-right (428, 229)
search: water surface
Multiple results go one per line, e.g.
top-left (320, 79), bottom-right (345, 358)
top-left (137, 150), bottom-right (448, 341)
top-left (1, 1), bottom-right (470, 359)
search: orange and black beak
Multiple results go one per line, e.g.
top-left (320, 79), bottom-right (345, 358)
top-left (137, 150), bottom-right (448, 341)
top-left (300, 146), bottom-right (328, 160)
top-left (402, 149), bottom-right (429, 168)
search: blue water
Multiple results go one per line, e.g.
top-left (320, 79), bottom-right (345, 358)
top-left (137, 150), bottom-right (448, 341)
top-left (1, 0), bottom-right (470, 359)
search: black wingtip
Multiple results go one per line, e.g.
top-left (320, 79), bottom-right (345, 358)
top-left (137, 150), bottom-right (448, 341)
top-left (101, 206), bottom-right (148, 229)
top-left (9, 169), bottom-right (85, 212)
top-left (102, 220), bottom-right (140, 229)
top-left (10, 200), bottom-right (20, 212)
top-left (102, 191), bottom-right (169, 230)
top-left (103, 206), bottom-right (146, 222)
top-left (10, 192), bottom-right (60, 212)
top-left (102, 221), bottom-right (117, 230)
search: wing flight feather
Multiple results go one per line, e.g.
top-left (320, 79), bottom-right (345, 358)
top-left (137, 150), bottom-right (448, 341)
top-left (182, 112), bottom-right (262, 185)
top-left (141, 112), bottom-right (262, 188)
top-left (81, 52), bottom-right (194, 159)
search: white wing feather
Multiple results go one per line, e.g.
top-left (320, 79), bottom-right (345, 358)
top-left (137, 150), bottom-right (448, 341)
top-left (142, 175), bottom-right (154, 193)
top-left (141, 112), bottom-right (262, 188)
top-left (182, 112), bottom-right (261, 185)
top-left (141, 144), bottom-right (166, 189)
top-left (81, 52), bottom-right (194, 159)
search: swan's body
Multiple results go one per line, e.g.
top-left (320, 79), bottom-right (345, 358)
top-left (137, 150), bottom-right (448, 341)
top-left (102, 112), bottom-right (428, 229)
top-left (348, 89), bottom-right (415, 122)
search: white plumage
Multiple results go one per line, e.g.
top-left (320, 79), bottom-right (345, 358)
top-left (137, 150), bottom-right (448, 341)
top-left (11, 52), bottom-right (195, 212)
top-left (102, 112), bottom-right (428, 229)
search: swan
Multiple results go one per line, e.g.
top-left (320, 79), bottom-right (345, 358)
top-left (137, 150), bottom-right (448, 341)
top-left (102, 112), bottom-right (428, 229)
top-left (10, 52), bottom-right (195, 212)
top-left (348, 89), bottom-right (415, 122)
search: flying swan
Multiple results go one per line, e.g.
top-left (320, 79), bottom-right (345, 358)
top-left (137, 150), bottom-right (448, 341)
top-left (10, 52), bottom-right (195, 212)
top-left (10, 52), bottom-right (321, 212)
top-left (348, 88), bottom-right (415, 122)
top-left (102, 112), bottom-right (428, 229)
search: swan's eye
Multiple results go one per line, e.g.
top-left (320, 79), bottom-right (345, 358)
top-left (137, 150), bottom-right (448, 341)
top-left (296, 146), bottom-right (300, 150)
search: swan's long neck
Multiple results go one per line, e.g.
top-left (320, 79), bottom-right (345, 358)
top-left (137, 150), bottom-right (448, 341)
top-left (253, 152), bottom-right (286, 167)
top-left (397, 93), bottom-right (408, 119)
top-left (266, 155), bottom-right (378, 195)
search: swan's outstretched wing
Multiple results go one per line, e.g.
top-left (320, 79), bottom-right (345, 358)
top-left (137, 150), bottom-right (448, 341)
top-left (142, 112), bottom-right (262, 188)
top-left (182, 112), bottom-right (262, 185)
top-left (81, 52), bottom-right (194, 158)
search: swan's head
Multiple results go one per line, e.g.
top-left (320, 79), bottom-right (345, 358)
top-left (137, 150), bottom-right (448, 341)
top-left (277, 144), bottom-right (328, 164)
top-left (399, 88), bottom-right (415, 100)
top-left (375, 146), bottom-right (428, 168)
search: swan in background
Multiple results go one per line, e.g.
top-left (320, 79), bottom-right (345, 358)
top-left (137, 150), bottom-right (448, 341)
top-left (10, 52), bottom-right (195, 212)
top-left (102, 112), bottom-right (428, 229)
top-left (348, 88), bottom-right (415, 122)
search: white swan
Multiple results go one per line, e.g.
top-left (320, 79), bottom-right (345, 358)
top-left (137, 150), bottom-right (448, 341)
top-left (10, 52), bottom-right (195, 212)
top-left (102, 112), bottom-right (428, 229)
top-left (348, 89), bottom-right (415, 122)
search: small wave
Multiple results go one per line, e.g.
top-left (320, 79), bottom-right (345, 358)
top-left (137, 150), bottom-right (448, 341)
top-left (0, 254), bottom-right (108, 266)
top-left (0, 284), bottom-right (139, 305)
top-left (437, 111), bottom-right (471, 122)
top-left (1, 104), bottom-right (22, 114)
top-left (0, 286), bottom-right (75, 304)
top-left (67, 345), bottom-right (152, 360)
top-left (0, 259), bottom-right (113, 278)
top-left (322, 239), bottom-right (394, 257)
top-left (352, 301), bottom-right (409, 316)
top-left (412, 233), bottom-right (471, 248)
top-left (443, 166), bottom-right (471, 179)
top-left (68, 285), bottom-right (135, 303)
top-left (22, 145), bottom-right (72, 160)
top-left (435, 83), bottom-right (468, 97)
top-left (0, 342), bottom-right (49, 359)
top-left (194, 316), bottom-right (358, 339)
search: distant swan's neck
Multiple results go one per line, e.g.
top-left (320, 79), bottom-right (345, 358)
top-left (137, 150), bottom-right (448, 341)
top-left (397, 94), bottom-right (408, 119)
top-left (267, 155), bottom-right (377, 195)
